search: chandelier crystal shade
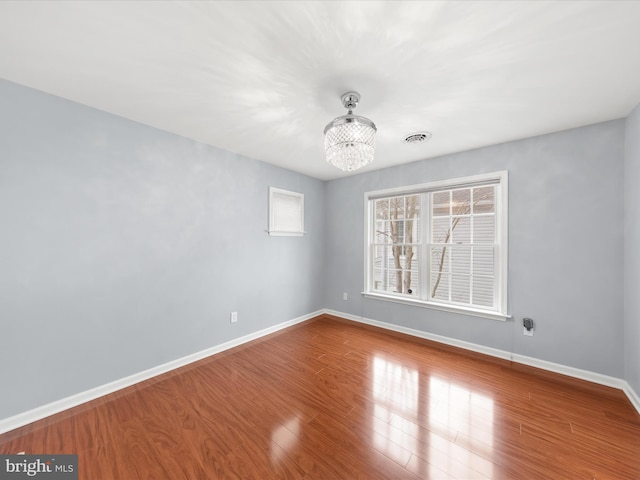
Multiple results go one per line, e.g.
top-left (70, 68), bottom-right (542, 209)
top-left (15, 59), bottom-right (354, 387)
top-left (324, 92), bottom-right (376, 172)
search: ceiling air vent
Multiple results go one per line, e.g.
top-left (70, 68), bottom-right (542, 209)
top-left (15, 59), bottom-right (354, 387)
top-left (404, 131), bottom-right (432, 144)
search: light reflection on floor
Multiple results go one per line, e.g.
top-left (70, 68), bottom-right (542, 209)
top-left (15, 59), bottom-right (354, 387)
top-left (372, 355), bottom-right (495, 478)
top-left (428, 376), bottom-right (495, 478)
top-left (270, 416), bottom-right (301, 463)
top-left (372, 356), bottom-right (419, 465)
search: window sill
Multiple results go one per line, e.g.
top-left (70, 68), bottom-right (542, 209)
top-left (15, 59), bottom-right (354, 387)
top-left (266, 230), bottom-right (305, 236)
top-left (361, 292), bottom-right (511, 322)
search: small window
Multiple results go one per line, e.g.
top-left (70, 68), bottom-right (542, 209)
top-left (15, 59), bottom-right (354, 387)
top-left (268, 187), bottom-right (304, 236)
top-left (365, 171), bottom-right (508, 320)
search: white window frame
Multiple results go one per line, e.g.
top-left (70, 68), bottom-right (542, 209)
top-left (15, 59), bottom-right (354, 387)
top-left (268, 187), bottom-right (305, 236)
top-left (363, 171), bottom-right (509, 321)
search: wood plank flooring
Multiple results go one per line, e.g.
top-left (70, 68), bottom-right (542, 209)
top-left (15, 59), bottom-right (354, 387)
top-left (1, 314), bottom-right (639, 479)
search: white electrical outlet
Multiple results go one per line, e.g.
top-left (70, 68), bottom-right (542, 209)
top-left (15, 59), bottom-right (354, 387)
top-left (343, 292), bottom-right (348, 300)
top-left (523, 326), bottom-right (534, 336)
top-left (230, 311), bottom-right (238, 323)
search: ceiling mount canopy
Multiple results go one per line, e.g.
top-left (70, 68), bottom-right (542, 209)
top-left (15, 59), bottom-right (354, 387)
top-left (324, 91), bottom-right (377, 172)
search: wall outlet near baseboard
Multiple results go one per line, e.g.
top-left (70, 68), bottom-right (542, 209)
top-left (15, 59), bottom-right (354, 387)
top-left (343, 292), bottom-right (348, 301)
top-left (230, 312), bottom-right (238, 323)
top-left (523, 317), bottom-right (534, 336)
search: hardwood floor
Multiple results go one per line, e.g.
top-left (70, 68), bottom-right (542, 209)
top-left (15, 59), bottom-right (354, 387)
top-left (1, 314), bottom-right (639, 479)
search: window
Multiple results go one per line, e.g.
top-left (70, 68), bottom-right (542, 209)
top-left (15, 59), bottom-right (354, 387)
top-left (268, 187), bottom-right (304, 236)
top-left (365, 172), bottom-right (508, 320)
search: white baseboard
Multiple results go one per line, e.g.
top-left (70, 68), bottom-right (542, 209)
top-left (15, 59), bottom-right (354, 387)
top-left (323, 309), bottom-right (640, 415)
top-left (325, 309), bottom-right (514, 361)
top-left (0, 310), bottom-right (322, 435)
top-left (624, 382), bottom-right (640, 413)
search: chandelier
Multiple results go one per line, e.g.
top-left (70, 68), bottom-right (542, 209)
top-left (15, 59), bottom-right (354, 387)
top-left (324, 91), bottom-right (377, 172)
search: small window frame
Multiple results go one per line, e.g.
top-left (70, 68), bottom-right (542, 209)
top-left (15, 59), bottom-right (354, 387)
top-left (268, 187), bottom-right (305, 237)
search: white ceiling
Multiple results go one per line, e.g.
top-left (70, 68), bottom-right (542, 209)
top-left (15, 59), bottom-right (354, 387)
top-left (1, 1), bottom-right (640, 180)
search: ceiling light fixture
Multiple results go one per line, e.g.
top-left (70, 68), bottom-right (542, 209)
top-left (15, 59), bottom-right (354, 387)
top-left (324, 91), bottom-right (376, 172)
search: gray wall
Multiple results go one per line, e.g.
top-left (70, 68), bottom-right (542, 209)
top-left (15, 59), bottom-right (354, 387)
top-left (625, 103), bottom-right (640, 394)
top-left (325, 120), bottom-right (625, 378)
top-left (0, 79), bottom-right (325, 419)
